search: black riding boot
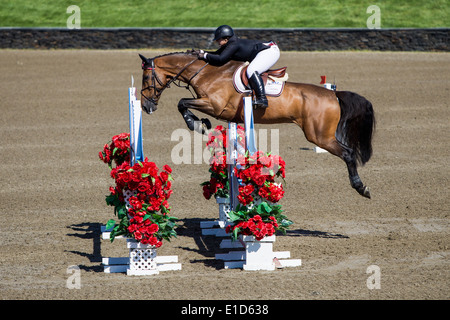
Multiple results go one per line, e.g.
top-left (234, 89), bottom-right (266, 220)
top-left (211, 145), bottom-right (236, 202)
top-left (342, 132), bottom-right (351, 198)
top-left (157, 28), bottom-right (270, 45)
top-left (248, 72), bottom-right (268, 108)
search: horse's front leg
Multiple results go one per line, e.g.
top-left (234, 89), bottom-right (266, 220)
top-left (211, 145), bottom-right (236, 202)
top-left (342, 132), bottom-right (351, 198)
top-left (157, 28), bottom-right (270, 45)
top-left (177, 98), bottom-right (215, 134)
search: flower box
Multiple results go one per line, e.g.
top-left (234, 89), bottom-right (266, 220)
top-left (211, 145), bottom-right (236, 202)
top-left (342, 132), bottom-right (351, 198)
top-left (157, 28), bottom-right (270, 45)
top-left (242, 235), bottom-right (276, 271)
top-left (125, 239), bottom-right (182, 276)
top-left (127, 238), bottom-right (159, 276)
top-left (200, 196), bottom-right (231, 235)
top-left (215, 235), bottom-right (301, 270)
top-left (217, 196), bottom-right (231, 227)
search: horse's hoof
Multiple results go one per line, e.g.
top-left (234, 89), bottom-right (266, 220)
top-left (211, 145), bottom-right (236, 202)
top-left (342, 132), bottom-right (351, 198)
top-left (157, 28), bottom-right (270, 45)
top-left (201, 118), bottom-right (211, 130)
top-left (201, 123), bottom-right (208, 134)
top-left (362, 186), bottom-right (371, 199)
top-left (194, 122), bottom-right (208, 135)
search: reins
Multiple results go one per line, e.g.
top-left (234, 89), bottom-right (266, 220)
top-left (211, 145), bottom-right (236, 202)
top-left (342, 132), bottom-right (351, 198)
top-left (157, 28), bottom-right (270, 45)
top-left (141, 56), bottom-right (209, 104)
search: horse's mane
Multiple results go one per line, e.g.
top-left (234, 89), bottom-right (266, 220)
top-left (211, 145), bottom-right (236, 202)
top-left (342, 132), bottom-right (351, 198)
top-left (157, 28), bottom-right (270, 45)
top-left (153, 51), bottom-right (196, 59)
top-left (152, 51), bottom-right (240, 74)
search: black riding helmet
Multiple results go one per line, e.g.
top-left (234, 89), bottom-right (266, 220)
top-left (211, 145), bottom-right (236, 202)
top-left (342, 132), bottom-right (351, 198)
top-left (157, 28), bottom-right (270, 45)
top-left (213, 25), bottom-right (234, 41)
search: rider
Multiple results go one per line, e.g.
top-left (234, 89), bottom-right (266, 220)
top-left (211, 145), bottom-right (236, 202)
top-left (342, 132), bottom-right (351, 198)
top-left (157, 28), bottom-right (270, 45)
top-left (197, 25), bottom-right (280, 109)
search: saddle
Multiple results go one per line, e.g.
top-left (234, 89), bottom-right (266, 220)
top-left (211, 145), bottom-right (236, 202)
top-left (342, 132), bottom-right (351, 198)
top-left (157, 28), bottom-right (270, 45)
top-left (240, 65), bottom-right (288, 89)
top-left (233, 62), bottom-right (288, 97)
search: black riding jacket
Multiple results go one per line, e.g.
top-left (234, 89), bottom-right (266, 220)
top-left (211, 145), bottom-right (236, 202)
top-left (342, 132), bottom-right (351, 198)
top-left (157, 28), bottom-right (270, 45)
top-left (205, 35), bottom-right (270, 66)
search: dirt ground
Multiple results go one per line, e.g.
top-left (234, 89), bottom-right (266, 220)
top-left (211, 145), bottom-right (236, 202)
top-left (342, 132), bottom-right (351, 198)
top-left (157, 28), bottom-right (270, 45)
top-left (0, 49), bottom-right (448, 301)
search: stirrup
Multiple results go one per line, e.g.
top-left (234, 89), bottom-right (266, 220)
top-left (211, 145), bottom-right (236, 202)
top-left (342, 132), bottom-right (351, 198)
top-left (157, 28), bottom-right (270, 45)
top-left (253, 96), bottom-right (268, 108)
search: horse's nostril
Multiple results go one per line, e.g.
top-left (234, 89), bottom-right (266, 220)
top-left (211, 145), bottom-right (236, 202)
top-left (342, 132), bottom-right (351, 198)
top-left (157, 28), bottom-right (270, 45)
top-left (142, 101), bottom-right (157, 114)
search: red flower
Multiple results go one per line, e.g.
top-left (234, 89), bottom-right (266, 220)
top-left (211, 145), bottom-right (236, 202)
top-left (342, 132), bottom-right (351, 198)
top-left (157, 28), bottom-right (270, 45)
top-left (148, 236), bottom-right (158, 246)
top-left (137, 180), bottom-right (152, 194)
top-left (253, 215), bottom-right (262, 222)
top-left (268, 183), bottom-right (284, 203)
top-left (100, 133), bottom-right (130, 166)
top-left (147, 223), bottom-right (159, 234)
top-left (131, 216), bottom-right (143, 224)
top-left (203, 184), bottom-right (213, 200)
top-left (141, 161), bottom-right (158, 177)
top-left (134, 230), bottom-right (142, 240)
top-left (165, 189), bottom-right (173, 200)
top-left (160, 171), bottom-right (169, 183)
top-left (240, 184), bottom-right (254, 196)
top-left (266, 223), bottom-right (275, 235)
top-left (127, 224), bottom-right (137, 233)
top-left (129, 196), bottom-right (142, 210)
top-left (237, 193), bottom-right (253, 206)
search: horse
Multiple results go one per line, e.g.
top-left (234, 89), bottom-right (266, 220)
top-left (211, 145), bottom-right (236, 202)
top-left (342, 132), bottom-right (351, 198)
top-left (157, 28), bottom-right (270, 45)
top-left (139, 52), bottom-right (375, 199)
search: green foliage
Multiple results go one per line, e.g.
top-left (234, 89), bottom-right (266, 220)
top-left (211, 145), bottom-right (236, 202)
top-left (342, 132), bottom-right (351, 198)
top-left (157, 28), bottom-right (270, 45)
top-left (1, 0), bottom-right (447, 28)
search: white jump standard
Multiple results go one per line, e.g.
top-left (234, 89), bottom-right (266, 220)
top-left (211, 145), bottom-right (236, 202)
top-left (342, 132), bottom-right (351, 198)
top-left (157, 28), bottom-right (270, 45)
top-left (203, 93), bottom-right (301, 271)
top-left (101, 77), bottom-right (181, 276)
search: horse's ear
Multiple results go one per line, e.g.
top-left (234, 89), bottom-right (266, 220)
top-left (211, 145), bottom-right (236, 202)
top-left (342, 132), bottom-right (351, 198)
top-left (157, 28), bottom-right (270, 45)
top-left (139, 54), bottom-right (148, 63)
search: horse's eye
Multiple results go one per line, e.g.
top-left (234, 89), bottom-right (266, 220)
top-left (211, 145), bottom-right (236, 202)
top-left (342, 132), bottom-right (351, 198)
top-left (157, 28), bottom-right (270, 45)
top-left (143, 75), bottom-right (150, 81)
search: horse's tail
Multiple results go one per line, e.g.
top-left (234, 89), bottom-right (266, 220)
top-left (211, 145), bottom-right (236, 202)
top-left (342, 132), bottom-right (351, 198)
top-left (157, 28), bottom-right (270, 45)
top-left (335, 91), bottom-right (376, 166)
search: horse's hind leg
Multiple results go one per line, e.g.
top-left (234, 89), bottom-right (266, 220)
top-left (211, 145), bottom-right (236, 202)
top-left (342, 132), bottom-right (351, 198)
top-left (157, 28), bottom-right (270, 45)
top-left (303, 123), bottom-right (371, 199)
top-left (317, 138), bottom-right (371, 199)
top-left (335, 141), bottom-right (371, 198)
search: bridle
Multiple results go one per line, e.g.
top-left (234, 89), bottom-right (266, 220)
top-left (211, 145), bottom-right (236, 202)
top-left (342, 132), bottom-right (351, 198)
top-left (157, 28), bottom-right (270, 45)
top-left (140, 56), bottom-right (209, 106)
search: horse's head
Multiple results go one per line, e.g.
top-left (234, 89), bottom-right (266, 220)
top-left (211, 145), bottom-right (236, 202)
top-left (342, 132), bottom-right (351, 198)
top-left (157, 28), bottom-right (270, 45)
top-left (139, 54), bottom-right (167, 114)
top-left (139, 52), bottom-right (207, 114)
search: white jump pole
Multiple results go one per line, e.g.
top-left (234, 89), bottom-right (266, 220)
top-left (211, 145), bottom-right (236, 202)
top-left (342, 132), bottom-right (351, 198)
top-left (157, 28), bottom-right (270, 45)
top-left (243, 95), bottom-right (257, 155)
top-left (228, 93), bottom-right (257, 211)
top-left (128, 76), bottom-right (144, 165)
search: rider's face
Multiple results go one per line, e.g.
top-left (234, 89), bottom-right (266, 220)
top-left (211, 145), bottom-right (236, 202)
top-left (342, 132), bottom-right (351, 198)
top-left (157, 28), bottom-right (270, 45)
top-left (216, 38), bottom-right (229, 47)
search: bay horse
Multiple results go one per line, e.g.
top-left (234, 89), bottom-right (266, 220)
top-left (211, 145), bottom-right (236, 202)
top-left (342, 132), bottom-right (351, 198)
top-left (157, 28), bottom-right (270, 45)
top-left (139, 52), bottom-right (375, 199)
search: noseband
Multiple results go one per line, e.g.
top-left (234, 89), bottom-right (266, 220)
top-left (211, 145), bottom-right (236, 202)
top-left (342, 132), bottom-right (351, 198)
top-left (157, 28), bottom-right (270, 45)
top-left (141, 57), bottom-right (208, 106)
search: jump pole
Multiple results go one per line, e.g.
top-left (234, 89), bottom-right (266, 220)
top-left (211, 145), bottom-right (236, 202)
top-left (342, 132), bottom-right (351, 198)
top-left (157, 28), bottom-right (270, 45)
top-left (229, 94), bottom-right (256, 211)
top-left (128, 76), bottom-right (144, 165)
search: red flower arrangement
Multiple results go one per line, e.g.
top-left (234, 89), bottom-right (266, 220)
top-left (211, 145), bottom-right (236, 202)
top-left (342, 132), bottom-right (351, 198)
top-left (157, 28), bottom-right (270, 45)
top-left (199, 125), bottom-right (292, 241)
top-left (200, 125), bottom-right (245, 199)
top-left (225, 151), bottom-right (292, 241)
top-left (233, 150), bottom-right (286, 206)
top-left (100, 133), bottom-right (177, 246)
top-left (227, 212), bottom-right (278, 241)
top-left (99, 132), bottom-right (131, 168)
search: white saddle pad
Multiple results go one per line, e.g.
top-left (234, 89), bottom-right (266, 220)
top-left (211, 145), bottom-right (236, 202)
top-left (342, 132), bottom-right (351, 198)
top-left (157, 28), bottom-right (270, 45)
top-left (232, 63), bottom-right (287, 97)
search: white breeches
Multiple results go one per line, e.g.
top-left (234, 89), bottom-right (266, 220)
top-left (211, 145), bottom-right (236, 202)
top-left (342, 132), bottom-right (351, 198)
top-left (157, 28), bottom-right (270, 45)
top-left (246, 43), bottom-right (280, 78)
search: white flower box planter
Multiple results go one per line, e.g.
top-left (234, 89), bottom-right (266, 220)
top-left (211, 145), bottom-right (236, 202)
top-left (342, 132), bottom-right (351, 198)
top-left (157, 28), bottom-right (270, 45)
top-left (242, 235), bottom-right (277, 271)
top-left (102, 239), bottom-right (181, 275)
top-left (126, 239), bottom-right (159, 276)
top-left (217, 196), bottom-right (231, 226)
top-left (215, 235), bottom-right (301, 271)
top-left (200, 196), bottom-right (231, 236)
